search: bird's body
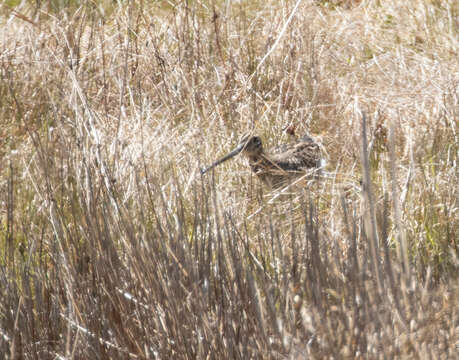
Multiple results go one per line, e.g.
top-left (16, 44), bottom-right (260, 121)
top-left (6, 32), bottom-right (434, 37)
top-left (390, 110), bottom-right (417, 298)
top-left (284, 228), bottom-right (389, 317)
top-left (201, 134), bottom-right (324, 189)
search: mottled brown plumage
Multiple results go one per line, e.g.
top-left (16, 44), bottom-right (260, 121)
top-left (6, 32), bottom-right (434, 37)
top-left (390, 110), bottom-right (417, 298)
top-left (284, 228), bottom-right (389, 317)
top-left (201, 133), bottom-right (324, 188)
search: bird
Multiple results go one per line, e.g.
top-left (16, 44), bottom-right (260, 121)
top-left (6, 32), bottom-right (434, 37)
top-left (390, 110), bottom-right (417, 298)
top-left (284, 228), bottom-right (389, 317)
top-left (200, 133), bottom-right (325, 189)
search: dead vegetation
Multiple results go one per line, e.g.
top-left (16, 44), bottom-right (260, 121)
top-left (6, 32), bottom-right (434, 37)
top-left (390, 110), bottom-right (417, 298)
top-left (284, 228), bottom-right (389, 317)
top-left (0, 0), bottom-right (457, 358)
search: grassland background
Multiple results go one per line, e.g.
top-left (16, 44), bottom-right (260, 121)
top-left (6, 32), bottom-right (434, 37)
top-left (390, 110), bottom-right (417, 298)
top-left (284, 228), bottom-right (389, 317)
top-left (0, 0), bottom-right (457, 359)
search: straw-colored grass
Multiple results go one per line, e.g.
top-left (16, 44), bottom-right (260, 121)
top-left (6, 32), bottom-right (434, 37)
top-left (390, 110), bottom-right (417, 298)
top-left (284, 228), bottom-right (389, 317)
top-left (0, 0), bottom-right (457, 358)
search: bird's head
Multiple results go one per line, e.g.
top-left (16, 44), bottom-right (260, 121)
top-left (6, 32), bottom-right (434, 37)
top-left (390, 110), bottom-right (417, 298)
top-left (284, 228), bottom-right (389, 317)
top-left (200, 133), bottom-right (263, 174)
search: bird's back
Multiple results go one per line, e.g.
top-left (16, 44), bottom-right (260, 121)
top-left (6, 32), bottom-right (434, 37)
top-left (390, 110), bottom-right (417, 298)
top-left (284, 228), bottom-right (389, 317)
top-left (270, 136), bottom-right (322, 171)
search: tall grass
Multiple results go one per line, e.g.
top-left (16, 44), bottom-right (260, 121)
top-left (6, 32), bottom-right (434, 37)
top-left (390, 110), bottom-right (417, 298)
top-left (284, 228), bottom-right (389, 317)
top-left (0, 0), bottom-right (457, 358)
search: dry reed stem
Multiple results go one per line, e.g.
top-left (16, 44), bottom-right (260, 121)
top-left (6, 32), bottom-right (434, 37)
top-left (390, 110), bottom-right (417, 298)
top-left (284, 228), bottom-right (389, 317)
top-left (0, 0), bottom-right (457, 358)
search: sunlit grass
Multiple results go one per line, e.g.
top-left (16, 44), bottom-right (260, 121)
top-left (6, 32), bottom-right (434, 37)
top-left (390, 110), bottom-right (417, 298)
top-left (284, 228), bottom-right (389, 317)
top-left (0, 0), bottom-right (457, 358)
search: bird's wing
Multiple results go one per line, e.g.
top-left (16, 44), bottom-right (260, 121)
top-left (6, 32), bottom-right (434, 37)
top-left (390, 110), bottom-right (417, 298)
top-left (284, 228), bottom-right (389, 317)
top-left (269, 140), bottom-right (322, 172)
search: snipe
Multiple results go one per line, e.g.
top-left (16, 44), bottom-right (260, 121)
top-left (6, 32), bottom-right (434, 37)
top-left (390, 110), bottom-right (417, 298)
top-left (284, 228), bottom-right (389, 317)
top-left (201, 133), bottom-right (324, 189)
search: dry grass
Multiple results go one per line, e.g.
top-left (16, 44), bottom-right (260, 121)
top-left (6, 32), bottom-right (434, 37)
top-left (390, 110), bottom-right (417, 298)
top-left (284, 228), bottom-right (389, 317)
top-left (0, 0), bottom-right (457, 358)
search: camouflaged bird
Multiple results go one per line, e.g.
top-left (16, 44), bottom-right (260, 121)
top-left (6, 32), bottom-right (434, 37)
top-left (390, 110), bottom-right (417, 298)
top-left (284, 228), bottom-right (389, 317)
top-left (201, 133), bottom-right (325, 189)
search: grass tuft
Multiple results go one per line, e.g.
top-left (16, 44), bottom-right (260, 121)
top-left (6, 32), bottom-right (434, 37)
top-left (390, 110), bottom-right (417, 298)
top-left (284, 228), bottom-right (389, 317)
top-left (0, 0), bottom-right (457, 358)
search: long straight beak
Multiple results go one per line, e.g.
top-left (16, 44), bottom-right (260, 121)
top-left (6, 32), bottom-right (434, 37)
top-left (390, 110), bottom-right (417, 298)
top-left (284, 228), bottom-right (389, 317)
top-left (200, 143), bottom-right (245, 174)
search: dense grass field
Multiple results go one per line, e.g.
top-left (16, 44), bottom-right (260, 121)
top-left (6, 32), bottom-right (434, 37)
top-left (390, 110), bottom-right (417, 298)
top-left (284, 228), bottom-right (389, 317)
top-left (0, 0), bottom-right (457, 358)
